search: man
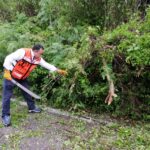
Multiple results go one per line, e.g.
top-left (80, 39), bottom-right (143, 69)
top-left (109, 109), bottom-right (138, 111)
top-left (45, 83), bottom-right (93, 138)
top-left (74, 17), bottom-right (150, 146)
top-left (1, 44), bottom-right (67, 126)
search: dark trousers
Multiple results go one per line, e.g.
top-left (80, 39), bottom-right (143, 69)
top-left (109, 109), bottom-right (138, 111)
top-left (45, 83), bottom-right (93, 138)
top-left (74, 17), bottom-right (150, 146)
top-left (2, 79), bottom-right (35, 117)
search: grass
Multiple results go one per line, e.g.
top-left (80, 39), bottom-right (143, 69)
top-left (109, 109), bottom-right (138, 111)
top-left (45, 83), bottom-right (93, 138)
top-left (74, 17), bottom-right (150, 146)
top-left (63, 119), bottom-right (150, 150)
top-left (6, 130), bottom-right (43, 150)
top-left (10, 101), bottom-right (28, 128)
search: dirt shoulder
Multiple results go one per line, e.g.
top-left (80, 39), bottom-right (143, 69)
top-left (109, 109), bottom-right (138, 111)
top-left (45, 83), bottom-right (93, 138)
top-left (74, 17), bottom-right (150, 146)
top-left (0, 101), bottom-right (150, 150)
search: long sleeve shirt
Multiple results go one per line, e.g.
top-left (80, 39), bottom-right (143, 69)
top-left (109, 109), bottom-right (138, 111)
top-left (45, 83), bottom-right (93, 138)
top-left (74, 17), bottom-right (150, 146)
top-left (3, 48), bottom-right (58, 72)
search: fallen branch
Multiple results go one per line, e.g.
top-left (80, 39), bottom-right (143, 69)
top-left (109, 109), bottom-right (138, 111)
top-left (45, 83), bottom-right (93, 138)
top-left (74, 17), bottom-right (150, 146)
top-left (102, 58), bottom-right (117, 105)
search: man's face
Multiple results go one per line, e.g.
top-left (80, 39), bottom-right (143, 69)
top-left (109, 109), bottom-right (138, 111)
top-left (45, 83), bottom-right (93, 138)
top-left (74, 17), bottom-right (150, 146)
top-left (33, 48), bottom-right (44, 58)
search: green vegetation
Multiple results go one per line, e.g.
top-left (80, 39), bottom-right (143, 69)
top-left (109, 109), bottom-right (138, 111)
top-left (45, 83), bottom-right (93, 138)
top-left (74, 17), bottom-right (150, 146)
top-left (0, 0), bottom-right (149, 120)
top-left (64, 121), bottom-right (150, 149)
top-left (11, 101), bottom-right (28, 127)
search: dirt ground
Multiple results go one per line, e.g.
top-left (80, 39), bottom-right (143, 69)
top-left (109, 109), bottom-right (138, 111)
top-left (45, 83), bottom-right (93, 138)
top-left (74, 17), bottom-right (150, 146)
top-left (0, 101), bottom-right (150, 150)
top-left (0, 101), bottom-right (104, 150)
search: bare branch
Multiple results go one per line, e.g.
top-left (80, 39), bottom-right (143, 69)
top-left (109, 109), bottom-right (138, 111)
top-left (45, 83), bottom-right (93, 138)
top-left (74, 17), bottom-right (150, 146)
top-left (102, 58), bottom-right (117, 105)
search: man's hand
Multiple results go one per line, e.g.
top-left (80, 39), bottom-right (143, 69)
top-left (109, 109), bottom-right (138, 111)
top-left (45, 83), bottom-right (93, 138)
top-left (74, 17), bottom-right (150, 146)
top-left (3, 69), bottom-right (12, 80)
top-left (57, 69), bottom-right (68, 76)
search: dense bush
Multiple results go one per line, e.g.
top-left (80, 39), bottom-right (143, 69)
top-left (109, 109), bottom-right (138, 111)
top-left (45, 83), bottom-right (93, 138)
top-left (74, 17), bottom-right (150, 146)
top-left (38, 0), bottom-right (138, 29)
top-left (37, 9), bottom-right (150, 118)
top-left (0, 1), bottom-right (149, 119)
top-left (0, 0), bottom-right (40, 22)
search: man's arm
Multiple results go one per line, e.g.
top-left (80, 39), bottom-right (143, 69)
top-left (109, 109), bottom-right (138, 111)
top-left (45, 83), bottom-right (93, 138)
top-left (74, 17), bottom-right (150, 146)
top-left (39, 58), bottom-right (67, 75)
top-left (39, 58), bottom-right (58, 72)
top-left (3, 49), bottom-right (25, 71)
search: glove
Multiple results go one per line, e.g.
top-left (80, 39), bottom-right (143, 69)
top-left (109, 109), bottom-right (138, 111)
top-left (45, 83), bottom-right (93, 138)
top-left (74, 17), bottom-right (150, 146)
top-left (57, 69), bottom-right (68, 76)
top-left (3, 69), bottom-right (12, 80)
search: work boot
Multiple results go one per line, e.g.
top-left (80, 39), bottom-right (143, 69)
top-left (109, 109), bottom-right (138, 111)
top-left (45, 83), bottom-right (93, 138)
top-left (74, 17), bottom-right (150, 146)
top-left (28, 107), bottom-right (42, 113)
top-left (2, 115), bottom-right (11, 126)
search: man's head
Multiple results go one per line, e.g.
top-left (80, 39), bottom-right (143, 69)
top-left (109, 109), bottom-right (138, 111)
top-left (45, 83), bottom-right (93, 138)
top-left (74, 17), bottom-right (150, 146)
top-left (32, 44), bottom-right (44, 58)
